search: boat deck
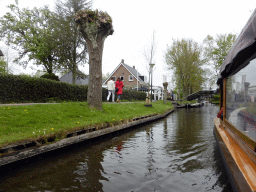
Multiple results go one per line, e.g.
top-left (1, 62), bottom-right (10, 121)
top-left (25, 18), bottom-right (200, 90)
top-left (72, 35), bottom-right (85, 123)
top-left (214, 118), bottom-right (256, 192)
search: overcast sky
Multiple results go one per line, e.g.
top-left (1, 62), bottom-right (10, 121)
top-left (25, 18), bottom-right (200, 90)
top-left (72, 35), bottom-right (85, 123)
top-left (1, 0), bottom-right (256, 88)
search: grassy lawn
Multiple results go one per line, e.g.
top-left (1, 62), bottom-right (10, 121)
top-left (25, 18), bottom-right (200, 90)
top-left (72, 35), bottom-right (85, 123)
top-left (0, 101), bottom-right (173, 147)
top-left (177, 100), bottom-right (198, 105)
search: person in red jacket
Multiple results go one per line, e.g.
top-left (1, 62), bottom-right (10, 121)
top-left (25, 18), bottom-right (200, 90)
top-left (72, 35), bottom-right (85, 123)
top-left (217, 107), bottom-right (223, 120)
top-left (115, 77), bottom-right (124, 102)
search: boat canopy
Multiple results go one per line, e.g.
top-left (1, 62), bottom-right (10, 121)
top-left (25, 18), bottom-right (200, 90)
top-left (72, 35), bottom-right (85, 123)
top-left (217, 9), bottom-right (256, 84)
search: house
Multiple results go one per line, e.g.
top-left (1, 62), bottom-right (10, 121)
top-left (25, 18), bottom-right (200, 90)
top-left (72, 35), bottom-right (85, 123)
top-left (103, 59), bottom-right (147, 90)
top-left (60, 70), bottom-right (89, 85)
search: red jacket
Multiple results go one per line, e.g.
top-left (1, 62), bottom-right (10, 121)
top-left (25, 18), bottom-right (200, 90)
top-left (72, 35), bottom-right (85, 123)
top-left (115, 80), bottom-right (124, 95)
top-left (217, 107), bottom-right (223, 118)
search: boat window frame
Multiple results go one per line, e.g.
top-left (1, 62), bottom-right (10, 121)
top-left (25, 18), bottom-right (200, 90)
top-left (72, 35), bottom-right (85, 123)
top-left (223, 77), bottom-right (256, 152)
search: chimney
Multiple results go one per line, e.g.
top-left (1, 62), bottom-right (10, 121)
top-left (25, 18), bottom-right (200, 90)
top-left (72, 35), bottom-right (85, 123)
top-left (133, 66), bottom-right (135, 69)
top-left (121, 59), bottom-right (124, 64)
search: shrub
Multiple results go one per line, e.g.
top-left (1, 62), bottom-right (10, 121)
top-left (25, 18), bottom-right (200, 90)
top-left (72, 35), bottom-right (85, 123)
top-left (102, 89), bottom-right (146, 101)
top-left (213, 94), bottom-right (220, 102)
top-left (121, 90), bottom-right (146, 101)
top-left (167, 96), bottom-right (172, 100)
top-left (0, 74), bottom-right (87, 103)
top-left (0, 74), bottom-right (146, 103)
top-left (40, 73), bottom-right (60, 81)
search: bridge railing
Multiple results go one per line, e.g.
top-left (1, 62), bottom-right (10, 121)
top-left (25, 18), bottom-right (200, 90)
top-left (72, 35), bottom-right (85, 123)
top-left (187, 90), bottom-right (216, 101)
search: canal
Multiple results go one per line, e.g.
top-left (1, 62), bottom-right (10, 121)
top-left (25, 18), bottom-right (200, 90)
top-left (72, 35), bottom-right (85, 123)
top-left (1, 104), bottom-right (233, 192)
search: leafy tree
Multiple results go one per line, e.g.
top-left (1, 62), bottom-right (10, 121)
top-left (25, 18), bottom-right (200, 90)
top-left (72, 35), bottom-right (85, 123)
top-left (165, 38), bottom-right (205, 100)
top-left (0, 57), bottom-right (7, 74)
top-left (75, 9), bottom-right (114, 110)
top-left (0, 39), bottom-right (18, 74)
top-left (32, 70), bottom-right (45, 78)
top-left (203, 33), bottom-right (236, 85)
top-left (40, 73), bottom-right (60, 81)
top-left (102, 72), bottom-right (110, 80)
top-left (54, 0), bottom-right (91, 84)
top-left (172, 87), bottom-right (183, 101)
top-left (0, 0), bottom-right (61, 75)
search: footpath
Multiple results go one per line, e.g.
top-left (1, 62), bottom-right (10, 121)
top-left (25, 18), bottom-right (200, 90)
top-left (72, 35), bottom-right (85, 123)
top-left (0, 102), bottom-right (174, 167)
top-left (0, 101), bottom-right (140, 106)
top-left (0, 103), bottom-right (60, 106)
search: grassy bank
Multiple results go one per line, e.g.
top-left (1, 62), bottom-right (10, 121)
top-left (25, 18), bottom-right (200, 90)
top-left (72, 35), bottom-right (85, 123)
top-left (0, 101), bottom-right (173, 147)
top-left (177, 100), bottom-right (197, 105)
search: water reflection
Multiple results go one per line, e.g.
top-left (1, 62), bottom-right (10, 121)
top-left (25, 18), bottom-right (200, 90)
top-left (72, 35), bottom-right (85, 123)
top-left (165, 108), bottom-right (206, 173)
top-left (0, 104), bottom-right (232, 192)
top-left (226, 58), bottom-right (256, 141)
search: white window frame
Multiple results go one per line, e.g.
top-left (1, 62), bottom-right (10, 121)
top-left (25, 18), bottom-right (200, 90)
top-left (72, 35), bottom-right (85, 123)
top-left (129, 75), bottom-right (133, 81)
top-left (120, 76), bottom-right (124, 81)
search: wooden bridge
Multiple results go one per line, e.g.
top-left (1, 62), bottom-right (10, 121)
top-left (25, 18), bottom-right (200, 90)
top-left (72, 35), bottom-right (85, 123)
top-left (187, 90), bottom-right (217, 101)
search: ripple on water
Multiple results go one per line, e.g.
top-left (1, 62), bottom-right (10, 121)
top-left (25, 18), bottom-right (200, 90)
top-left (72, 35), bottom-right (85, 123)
top-left (0, 105), bottom-right (231, 192)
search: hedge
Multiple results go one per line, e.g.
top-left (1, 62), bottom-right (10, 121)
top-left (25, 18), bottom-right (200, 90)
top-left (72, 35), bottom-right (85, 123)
top-left (213, 94), bottom-right (220, 102)
top-left (0, 74), bottom-right (146, 103)
top-left (102, 89), bottom-right (146, 102)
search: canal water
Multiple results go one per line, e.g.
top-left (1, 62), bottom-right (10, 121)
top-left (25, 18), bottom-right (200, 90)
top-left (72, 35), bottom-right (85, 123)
top-left (1, 104), bottom-right (232, 192)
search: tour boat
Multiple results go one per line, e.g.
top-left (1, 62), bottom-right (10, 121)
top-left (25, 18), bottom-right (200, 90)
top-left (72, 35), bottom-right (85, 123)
top-left (189, 102), bottom-right (204, 108)
top-left (214, 9), bottom-right (256, 192)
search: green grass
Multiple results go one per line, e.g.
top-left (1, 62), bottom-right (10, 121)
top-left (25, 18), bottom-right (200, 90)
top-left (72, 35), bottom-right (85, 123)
top-left (0, 101), bottom-right (173, 147)
top-left (246, 102), bottom-right (256, 117)
top-left (177, 100), bottom-right (198, 105)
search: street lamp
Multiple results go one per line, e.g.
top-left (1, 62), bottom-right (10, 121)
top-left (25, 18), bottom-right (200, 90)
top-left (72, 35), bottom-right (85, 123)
top-left (149, 63), bottom-right (155, 102)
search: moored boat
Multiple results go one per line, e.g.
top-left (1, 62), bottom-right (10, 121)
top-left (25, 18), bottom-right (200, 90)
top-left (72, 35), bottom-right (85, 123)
top-left (214, 9), bottom-right (256, 192)
top-left (189, 102), bottom-right (204, 108)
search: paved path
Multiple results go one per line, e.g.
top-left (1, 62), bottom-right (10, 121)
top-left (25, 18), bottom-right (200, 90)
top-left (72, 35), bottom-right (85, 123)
top-left (0, 103), bottom-right (60, 106)
top-left (0, 102), bottom-right (147, 106)
top-left (0, 100), bottom-right (171, 107)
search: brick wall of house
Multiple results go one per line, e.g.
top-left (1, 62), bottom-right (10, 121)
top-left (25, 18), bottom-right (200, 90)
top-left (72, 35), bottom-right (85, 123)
top-left (110, 65), bottom-right (140, 87)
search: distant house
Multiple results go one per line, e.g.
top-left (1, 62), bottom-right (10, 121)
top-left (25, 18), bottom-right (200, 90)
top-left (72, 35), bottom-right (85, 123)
top-left (103, 59), bottom-right (147, 90)
top-left (0, 50), bottom-right (3, 57)
top-left (60, 70), bottom-right (89, 85)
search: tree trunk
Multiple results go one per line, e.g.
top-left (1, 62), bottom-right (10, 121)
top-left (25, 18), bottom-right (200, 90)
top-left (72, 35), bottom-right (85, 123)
top-left (183, 87), bottom-right (187, 101)
top-left (46, 59), bottom-right (53, 74)
top-left (87, 40), bottom-right (103, 110)
top-left (72, 33), bottom-right (77, 85)
top-left (72, 62), bottom-right (76, 85)
top-left (75, 9), bottom-right (114, 110)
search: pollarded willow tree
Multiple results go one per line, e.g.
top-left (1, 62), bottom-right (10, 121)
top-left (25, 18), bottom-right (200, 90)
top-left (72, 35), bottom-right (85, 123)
top-left (75, 9), bottom-right (114, 110)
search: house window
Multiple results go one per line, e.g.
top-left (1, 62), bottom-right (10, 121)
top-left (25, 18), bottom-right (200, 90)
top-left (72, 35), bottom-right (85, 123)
top-left (120, 76), bottom-right (124, 81)
top-left (129, 75), bottom-right (133, 81)
top-left (112, 76), bottom-right (116, 81)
